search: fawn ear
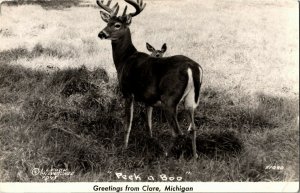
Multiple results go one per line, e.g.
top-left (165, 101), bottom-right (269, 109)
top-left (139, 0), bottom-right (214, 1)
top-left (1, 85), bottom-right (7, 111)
top-left (100, 11), bottom-right (110, 23)
top-left (125, 15), bottom-right (132, 25)
top-left (161, 43), bottom-right (167, 53)
top-left (146, 42), bottom-right (155, 52)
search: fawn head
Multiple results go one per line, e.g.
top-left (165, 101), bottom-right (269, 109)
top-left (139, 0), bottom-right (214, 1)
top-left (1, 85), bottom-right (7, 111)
top-left (146, 43), bottom-right (167, 57)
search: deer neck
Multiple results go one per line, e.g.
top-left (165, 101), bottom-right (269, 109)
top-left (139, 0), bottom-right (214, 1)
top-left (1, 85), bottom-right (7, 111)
top-left (111, 28), bottom-right (137, 73)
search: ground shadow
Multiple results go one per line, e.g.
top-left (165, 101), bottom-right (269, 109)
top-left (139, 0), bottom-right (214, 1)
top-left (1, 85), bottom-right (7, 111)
top-left (55, 70), bottom-right (297, 167)
top-left (0, 62), bottom-right (298, 180)
top-left (169, 132), bottom-right (242, 159)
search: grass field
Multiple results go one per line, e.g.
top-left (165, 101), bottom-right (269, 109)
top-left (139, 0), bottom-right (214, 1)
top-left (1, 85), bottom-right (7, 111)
top-left (0, 0), bottom-right (299, 182)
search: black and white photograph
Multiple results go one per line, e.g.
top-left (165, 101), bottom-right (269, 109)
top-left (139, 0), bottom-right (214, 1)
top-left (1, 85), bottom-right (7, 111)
top-left (0, 0), bottom-right (299, 192)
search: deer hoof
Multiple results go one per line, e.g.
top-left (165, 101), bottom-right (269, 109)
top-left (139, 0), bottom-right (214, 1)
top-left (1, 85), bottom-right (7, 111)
top-left (194, 153), bottom-right (199, 159)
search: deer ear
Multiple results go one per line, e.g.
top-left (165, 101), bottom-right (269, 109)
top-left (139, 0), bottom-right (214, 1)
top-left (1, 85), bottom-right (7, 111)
top-left (146, 42), bottom-right (155, 52)
top-left (161, 43), bottom-right (167, 53)
top-left (100, 11), bottom-right (110, 23)
top-left (126, 15), bottom-right (132, 25)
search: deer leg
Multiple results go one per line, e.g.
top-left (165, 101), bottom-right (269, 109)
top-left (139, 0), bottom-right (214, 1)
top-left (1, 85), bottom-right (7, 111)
top-left (124, 96), bottom-right (134, 149)
top-left (146, 106), bottom-right (153, 137)
top-left (187, 108), bottom-right (198, 159)
top-left (187, 123), bottom-right (192, 132)
top-left (163, 105), bottom-right (183, 157)
top-left (164, 106), bottom-right (183, 136)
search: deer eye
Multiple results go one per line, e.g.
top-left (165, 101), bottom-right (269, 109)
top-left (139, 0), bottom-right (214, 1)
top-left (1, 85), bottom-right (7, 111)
top-left (114, 23), bottom-right (121, 29)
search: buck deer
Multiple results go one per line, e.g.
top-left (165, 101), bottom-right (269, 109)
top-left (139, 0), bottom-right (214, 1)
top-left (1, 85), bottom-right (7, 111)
top-left (97, 0), bottom-right (203, 158)
top-left (146, 42), bottom-right (167, 58)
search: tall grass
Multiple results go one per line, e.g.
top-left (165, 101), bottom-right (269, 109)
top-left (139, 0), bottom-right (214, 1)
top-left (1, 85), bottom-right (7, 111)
top-left (0, 0), bottom-right (298, 182)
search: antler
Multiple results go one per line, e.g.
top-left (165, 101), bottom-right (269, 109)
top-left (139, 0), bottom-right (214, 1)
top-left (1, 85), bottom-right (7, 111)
top-left (97, 0), bottom-right (119, 16)
top-left (123, 0), bottom-right (146, 17)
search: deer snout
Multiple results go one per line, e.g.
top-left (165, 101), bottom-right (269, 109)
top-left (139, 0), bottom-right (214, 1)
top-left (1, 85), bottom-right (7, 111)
top-left (155, 53), bottom-right (160, 57)
top-left (98, 30), bottom-right (109, 39)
